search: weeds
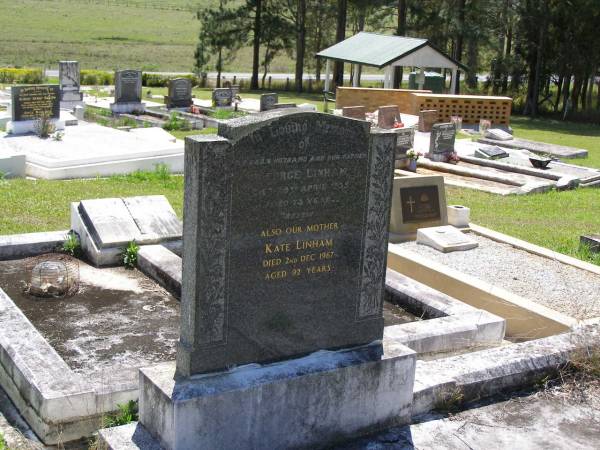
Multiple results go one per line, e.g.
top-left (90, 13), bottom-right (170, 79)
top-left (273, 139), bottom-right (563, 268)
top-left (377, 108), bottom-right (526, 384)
top-left (122, 241), bottom-right (139, 269)
top-left (103, 400), bottom-right (139, 428)
top-left (34, 114), bottom-right (55, 139)
top-left (209, 109), bottom-right (247, 120)
top-left (62, 231), bottom-right (82, 257)
top-left (0, 432), bottom-right (6, 450)
top-left (162, 112), bottom-right (190, 131)
top-left (434, 387), bottom-right (465, 413)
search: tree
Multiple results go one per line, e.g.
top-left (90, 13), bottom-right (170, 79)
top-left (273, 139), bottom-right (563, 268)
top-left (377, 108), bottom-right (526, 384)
top-left (333, 0), bottom-right (347, 87)
top-left (194, 0), bottom-right (247, 88)
top-left (259, 1), bottom-right (293, 87)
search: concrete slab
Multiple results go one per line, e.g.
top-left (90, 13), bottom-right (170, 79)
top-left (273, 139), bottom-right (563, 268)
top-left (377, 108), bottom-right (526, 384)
top-left (0, 122), bottom-right (183, 179)
top-left (416, 225), bottom-right (479, 253)
top-left (477, 136), bottom-right (588, 159)
top-left (123, 196), bottom-right (182, 239)
top-left (79, 198), bottom-right (141, 249)
top-left (0, 230), bottom-right (68, 260)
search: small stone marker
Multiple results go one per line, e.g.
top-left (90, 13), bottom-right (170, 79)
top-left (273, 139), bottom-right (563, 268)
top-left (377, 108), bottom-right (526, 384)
top-left (178, 109), bottom-right (397, 376)
top-left (342, 106), bottom-right (366, 120)
top-left (416, 225), bottom-right (478, 253)
top-left (110, 70), bottom-right (144, 113)
top-left (474, 145), bottom-right (509, 160)
top-left (394, 127), bottom-right (415, 160)
top-left (59, 61), bottom-right (83, 105)
top-left (418, 109), bottom-right (438, 132)
top-left (389, 174), bottom-right (447, 242)
top-left (428, 123), bottom-right (456, 162)
top-left (260, 92), bottom-right (278, 111)
top-left (485, 128), bottom-right (513, 141)
top-left (212, 88), bottom-right (233, 107)
top-left (377, 105), bottom-right (399, 129)
top-left (580, 235), bottom-right (600, 253)
top-left (165, 78), bottom-right (192, 108)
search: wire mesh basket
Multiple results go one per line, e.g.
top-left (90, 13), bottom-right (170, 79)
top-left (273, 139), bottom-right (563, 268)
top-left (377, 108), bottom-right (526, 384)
top-left (25, 253), bottom-right (80, 298)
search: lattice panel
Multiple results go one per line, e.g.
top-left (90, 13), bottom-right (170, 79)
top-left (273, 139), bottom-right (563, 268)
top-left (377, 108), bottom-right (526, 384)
top-left (411, 94), bottom-right (512, 126)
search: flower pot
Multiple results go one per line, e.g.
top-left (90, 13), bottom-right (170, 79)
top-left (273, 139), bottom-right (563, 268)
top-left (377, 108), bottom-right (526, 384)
top-left (408, 159), bottom-right (417, 172)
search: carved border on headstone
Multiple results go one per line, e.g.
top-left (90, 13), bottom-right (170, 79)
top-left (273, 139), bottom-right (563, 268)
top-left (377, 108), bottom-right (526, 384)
top-left (357, 132), bottom-right (395, 319)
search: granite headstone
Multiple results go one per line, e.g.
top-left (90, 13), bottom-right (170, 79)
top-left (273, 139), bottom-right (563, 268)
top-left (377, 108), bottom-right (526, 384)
top-left (59, 61), bottom-right (83, 104)
top-left (212, 88), bottom-right (233, 107)
top-left (11, 85), bottom-right (60, 122)
top-left (428, 123), bottom-right (456, 162)
top-left (111, 70), bottom-right (144, 113)
top-left (260, 93), bottom-right (278, 111)
top-left (165, 78), bottom-right (192, 108)
top-left (178, 110), bottom-right (397, 376)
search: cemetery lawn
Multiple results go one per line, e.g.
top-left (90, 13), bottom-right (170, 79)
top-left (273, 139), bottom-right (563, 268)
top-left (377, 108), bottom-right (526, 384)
top-left (0, 171), bottom-right (598, 266)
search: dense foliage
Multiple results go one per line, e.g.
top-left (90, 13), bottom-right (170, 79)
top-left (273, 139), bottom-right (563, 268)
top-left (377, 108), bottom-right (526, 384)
top-left (195, 0), bottom-right (600, 121)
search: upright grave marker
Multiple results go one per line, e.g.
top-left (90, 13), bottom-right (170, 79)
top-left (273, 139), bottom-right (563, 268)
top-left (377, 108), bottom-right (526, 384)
top-left (394, 127), bottom-right (415, 162)
top-left (342, 106), bottom-right (366, 120)
top-left (259, 92), bottom-right (278, 111)
top-left (59, 61), bottom-right (83, 108)
top-left (212, 87), bottom-right (233, 107)
top-left (164, 78), bottom-right (192, 109)
top-left (8, 85), bottom-right (63, 135)
top-left (378, 105), bottom-right (399, 129)
top-left (110, 70), bottom-right (145, 114)
top-left (428, 122), bottom-right (456, 162)
top-left (178, 110), bottom-right (397, 376)
top-left (131, 110), bottom-right (416, 450)
top-left (418, 109), bottom-right (438, 132)
top-left (389, 174), bottom-right (447, 241)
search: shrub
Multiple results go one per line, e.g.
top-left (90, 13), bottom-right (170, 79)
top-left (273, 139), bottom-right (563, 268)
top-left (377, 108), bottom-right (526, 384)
top-left (0, 67), bottom-right (44, 84)
top-left (34, 114), bottom-right (55, 138)
top-left (162, 112), bottom-right (190, 131)
top-left (81, 70), bottom-right (113, 86)
top-left (142, 73), bottom-right (199, 88)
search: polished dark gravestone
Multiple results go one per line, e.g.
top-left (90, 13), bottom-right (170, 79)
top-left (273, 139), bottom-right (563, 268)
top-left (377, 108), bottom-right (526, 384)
top-left (165, 78), bottom-right (192, 109)
top-left (11, 85), bottom-right (60, 122)
top-left (428, 122), bottom-right (456, 162)
top-left (178, 109), bottom-right (397, 376)
top-left (394, 128), bottom-right (415, 160)
top-left (260, 93), bottom-right (278, 111)
top-left (212, 88), bottom-right (233, 107)
top-left (114, 70), bottom-right (142, 103)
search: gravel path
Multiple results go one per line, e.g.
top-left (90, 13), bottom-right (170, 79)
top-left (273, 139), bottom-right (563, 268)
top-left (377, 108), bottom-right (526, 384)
top-left (399, 234), bottom-right (600, 319)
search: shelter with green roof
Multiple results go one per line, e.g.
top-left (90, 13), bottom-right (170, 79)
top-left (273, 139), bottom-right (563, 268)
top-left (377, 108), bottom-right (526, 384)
top-left (316, 32), bottom-right (467, 93)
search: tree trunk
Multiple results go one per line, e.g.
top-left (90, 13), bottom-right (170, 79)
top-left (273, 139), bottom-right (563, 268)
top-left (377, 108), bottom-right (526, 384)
top-left (314, 0), bottom-right (324, 81)
top-left (250, 0), bottom-right (262, 90)
top-left (393, 0), bottom-right (408, 89)
top-left (295, 0), bottom-right (306, 93)
top-left (571, 75), bottom-right (582, 112)
top-left (466, 37), bottom-right (478, 89)
top-left (581, 73), bottom-right (589, 110)
top-left (333, 0), bottom-right (347, 87)
top-left (501, 0), bottom-right (512, 94)
top-left (216, 47), bottom-right (223, 88)
top-left (453, 0), bottom-right (466, 94)
top-left (597, 76), bottom-right (600, 110)
top-left (586, 71), bottom-right (595, 110)
top-left (554, 75), bottom-right (563, 113)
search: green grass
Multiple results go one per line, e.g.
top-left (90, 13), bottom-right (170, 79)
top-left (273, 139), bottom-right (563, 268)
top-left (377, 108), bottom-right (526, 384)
top-left (0, 432), bottom-right (6, 450)
top-left (0, 0), bottom-right (295, 72)
top-left (510, 116), bottom-right (600, 168)
top-left (447, 187), bottom-right (600, 265)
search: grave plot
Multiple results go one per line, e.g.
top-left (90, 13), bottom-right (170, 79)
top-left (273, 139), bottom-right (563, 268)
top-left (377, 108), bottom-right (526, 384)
top-left (477, 135), bottom-right (588, 159)
top-left (388, 225), bottom-right (600, 342)
top-left (1, 124), bottom-right (183, 179)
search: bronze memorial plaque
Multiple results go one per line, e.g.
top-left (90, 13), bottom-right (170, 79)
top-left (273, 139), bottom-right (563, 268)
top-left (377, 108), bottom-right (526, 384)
top-left (399, 185), bottom-right (441, 223)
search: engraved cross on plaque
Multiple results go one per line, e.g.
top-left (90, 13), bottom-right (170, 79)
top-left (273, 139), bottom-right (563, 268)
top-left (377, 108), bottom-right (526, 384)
top-left (406, 196), bottom-right (416, 213)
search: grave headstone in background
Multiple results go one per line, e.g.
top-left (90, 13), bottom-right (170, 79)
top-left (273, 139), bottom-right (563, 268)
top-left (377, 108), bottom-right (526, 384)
top-left (260, 92), bottom-right (278, 111)
top-left (418, 109), bottom-right (438, 132)
top-left (212, 87), bottom-right (233, 107)
top-left (164, 78), bottom-right (192, 109)
top-left (394, 128), bottom-right (415, 159)
top-left (389, 174), bottom-right (447, 241)
top-left (110, 70), bottom-right (145, 114)
top-left (428, 122), bottom-right (456, 162)
top-left (7, 85), bottom-right (63, 135)
top-left (485, 128), bottom-right (513, 141)
top-left (342, 106), bottom-right (367, 120)
top-left (377, 105), bottom-right (399, 129)
top-left (59, 61), bottom-right (83, 109)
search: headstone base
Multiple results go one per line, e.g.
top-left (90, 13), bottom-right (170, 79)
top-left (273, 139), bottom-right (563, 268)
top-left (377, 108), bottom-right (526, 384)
top-left (164, 97), bottom-right (192, 109)
top-left (124, 343), bottom-right (415, 450)
top-left (416, 225), bottom-right (478, 253)
top-left (60, 100), bottom-right (84, 110)
top-left (427, 151), bottom-right (452, 162)
top-left (110, 102), bottom-right (146, 114)
top-left (6, 119), bottom-right (65, 135)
